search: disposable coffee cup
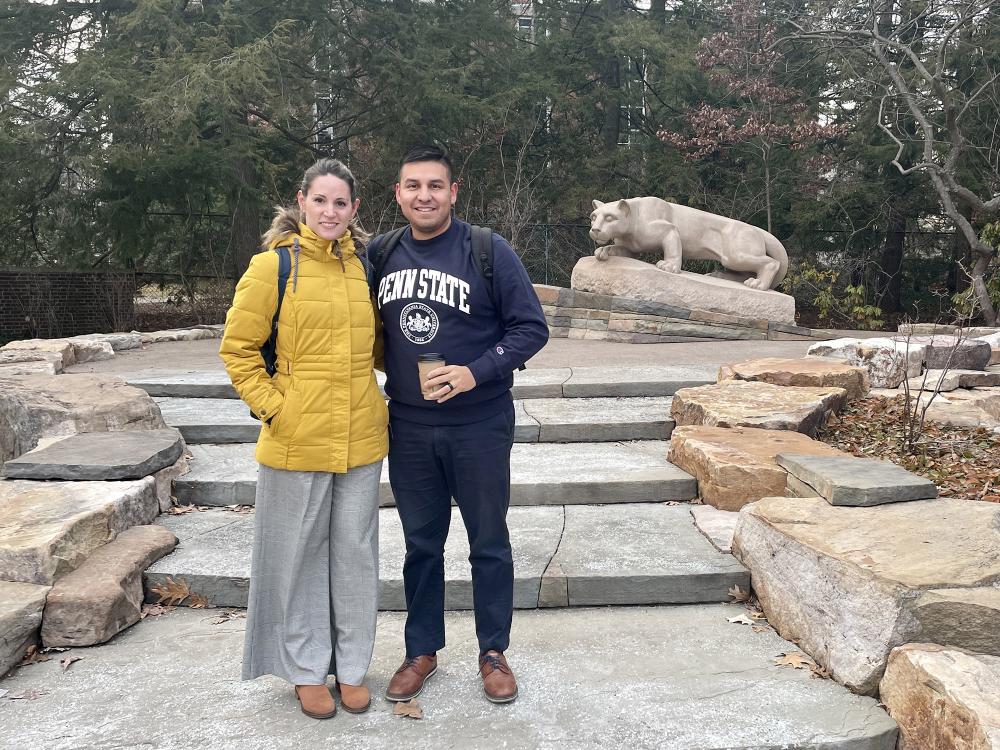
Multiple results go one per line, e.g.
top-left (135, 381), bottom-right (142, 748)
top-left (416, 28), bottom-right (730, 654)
top-left (417, 353), bottom-right (446, 400)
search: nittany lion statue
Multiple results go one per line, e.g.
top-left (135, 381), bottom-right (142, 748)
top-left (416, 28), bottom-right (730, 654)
top-left (589, 197), bottom-right (788, 291)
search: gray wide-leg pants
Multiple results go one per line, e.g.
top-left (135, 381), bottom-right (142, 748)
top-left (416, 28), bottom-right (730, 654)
top-left (242, 460), bottom-right (382, 686)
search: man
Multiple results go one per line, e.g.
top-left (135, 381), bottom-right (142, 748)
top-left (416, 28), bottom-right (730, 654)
top-left (370, 144), bottom-right (549, 704)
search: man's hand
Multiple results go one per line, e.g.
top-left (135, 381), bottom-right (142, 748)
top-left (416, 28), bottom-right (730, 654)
top-left (425, 365), bottom-right (477, 403)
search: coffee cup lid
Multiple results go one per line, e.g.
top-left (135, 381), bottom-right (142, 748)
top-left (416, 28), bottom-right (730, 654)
top-left (417, 353), bottom-right (445, 362)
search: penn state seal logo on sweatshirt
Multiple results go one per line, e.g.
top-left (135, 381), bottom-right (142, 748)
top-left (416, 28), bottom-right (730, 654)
top-left (400, 302), bottom-right (439, 344)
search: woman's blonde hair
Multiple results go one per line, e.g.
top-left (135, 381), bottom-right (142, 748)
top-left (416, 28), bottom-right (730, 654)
top-left (261, 158), bottom-right (371, 249)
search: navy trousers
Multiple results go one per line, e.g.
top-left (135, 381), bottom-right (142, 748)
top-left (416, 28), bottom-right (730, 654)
top-left (388, 404), bottom-right (515, 657)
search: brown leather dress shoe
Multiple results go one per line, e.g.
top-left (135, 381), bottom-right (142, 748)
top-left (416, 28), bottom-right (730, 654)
top-left (479, 651), bottom-right (517, 703)
top-left (335, 681), bottom-right (371, 714)
top-left (385, 654), bottom-right (437, 702)
top-left (294, 685), bottom-right (337, 719)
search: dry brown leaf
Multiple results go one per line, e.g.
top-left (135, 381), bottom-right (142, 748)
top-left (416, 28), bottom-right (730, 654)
top-left (224, 504), bottom-right (254, 514)
top-left (60, 656), bottom-right (82, 671)
top-left (188, 593), bottom-right (209, 609)
top-left (167, 504), bottom-right (199, 515)
top-left (393, 699), bottom-right (424, 719)
top-left (810, 662), bottom-right (831, 679)
top-left (752, 624), bottom-right (772, 633)
top-left (140, 603), bottom-right (171, 619)
top-left (728, 585), bottom-right (750, 603)
top-left (20, 645), bottom-right (50, 665)
top-left (727, 614), bottom-right (755, 625)
top-left (211, 610), bottom-right (247, 625)
top-left (150, 577), bottom-right (191, 606)
top-left (663, 501), bottom-right (680, 506)
top-left (9, 689), bottom-right (48, 701)
top-left (774, 652), bottom-right (815, 670)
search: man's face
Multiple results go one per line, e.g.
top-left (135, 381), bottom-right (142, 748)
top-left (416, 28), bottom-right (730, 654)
top-left (395, 161), bottom-right (458, 240)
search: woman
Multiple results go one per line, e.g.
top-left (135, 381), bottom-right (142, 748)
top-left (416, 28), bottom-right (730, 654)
top-left (219, 158), bottom-right (388, 719)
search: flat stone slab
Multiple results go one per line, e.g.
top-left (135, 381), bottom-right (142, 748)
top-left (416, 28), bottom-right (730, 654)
top-left (2, 428), bottom-right (185, 481)
top-left (0, 478), bottom-right (160, 585)
top-left (155, 396), bottom-right (671, 444)
top-left (42, 525), bottom-right (178, 648)
top-left (719, 357), bottom-right (869, 401)
top-left (0, 606), bottom-right (897, 750)
top-left (0, 580), bottom-right (50, 677)
top-left (545, 504), bottom-right (748, 606)
top-left (522, 396), bottom-right (674, 441)
top-left (776, 454), bottom-right (937, 506)
top-left (892, 334), bottom-right (993, 370)
top-left (572, 256), bottom-right (797, 323)
top-left (560, 364), bottom-right (718, 397)
top-left (147, 506), bottom-right (560, 610)
top-left (690, 504), bottom-right (739, 553)
top-left (881, 644), bottom-right (1000, 750)
top-left (0, 374), bottom-right (166, 465)
top-left (669, 425), bottom-right (848, 511)
top-left (733, 496), bottom-right (1000, 694)
top-left (917, 386), bottom-right (1000, 431)
top-left (125, 365), bottom-right (715, 400)
top-left (147, 504), bottom-right (744, 611)
top-left (905, 368), bottom-right (1000, 392)
top-left (174, 440), bottom-right (697, 507)
top-left (672, 381), bottom-right (847, 436)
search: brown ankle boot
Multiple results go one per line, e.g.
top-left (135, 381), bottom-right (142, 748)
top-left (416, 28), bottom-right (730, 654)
top-left (385, 654), bottom-right (437, 702)
top-left (336, 682), bottom-right (371, 714)
top-left (479, 651), bottom-right (517, 703)
top-left (294, 685), bottom-right (337, 719)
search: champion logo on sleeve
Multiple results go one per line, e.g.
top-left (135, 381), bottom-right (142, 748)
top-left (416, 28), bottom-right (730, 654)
top-left (496, 346), bottom-right (505, 355)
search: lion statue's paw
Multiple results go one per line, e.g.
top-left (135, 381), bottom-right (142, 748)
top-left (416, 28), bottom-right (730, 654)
top-left (656, 259), bottom-right (682, 274)
top-left (743, 277), bottom-right (767, 290)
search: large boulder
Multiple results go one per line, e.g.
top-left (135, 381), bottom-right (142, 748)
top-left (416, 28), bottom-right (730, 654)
top-left (0, 478), bottom-right (160, 585)
top-left (732, 496), bottom-right (1000, 694)
top-left (0, 374), bottom-right (166, 464)
top-left (71, 332), bottom-right (144, 352)
top-left (978, 332), bottom-right (1000, 366)
top-left (807, 337), bottom-right (924, 388)
top-left (668, 425), bottom-right (848, 510)
top-left (671, 381), bottom-right (847, 436)
top-left (570, 256), bottom-right (796, 323)
top-left (0, 581), bottom-right (50, 677)
top-left (0, 337), bottom-right (114, 365)
top-left (916, 387), bottom-right (1000, 431)
top-left (41, 525), bottom-right (177, 647)
top-left (0, 349), bottom-right (64, 375)
top-left (881, 644), bottom-right (1000, 750)
top-left (1, 338), bottom-right (76, 368)
top-left (892, 334), bottom-right (992, 371)
top-left (718, 357), bottom-right (870, 401)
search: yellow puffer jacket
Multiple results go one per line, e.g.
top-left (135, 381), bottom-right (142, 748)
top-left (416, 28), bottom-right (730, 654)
top-left (219, 224), bottom-right (388, 473)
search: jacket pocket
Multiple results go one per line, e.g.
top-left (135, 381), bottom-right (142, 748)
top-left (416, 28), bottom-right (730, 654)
top-left (270, 386), bottom-right (300, 441)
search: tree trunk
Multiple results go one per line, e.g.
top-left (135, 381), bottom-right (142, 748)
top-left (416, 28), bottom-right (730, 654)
top-left (230, 154), bottom-right (262, 280)
top-left (879, 204), bottom-right (906, 314)
top-left (600, 0), bottom-right (622, 151)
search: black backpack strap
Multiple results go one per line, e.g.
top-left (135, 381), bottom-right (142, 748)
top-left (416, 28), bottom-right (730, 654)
top-left (366, 226), bottom-right (407, 295)
top-left (471, 225), bottom-right (496, 308)
top-left (261, 244), bottom-right (292, 378)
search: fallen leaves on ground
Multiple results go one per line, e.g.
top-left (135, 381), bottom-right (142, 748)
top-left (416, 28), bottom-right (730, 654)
top-left (59, 656), bottom-right (82, 671)
top-left (150, 577), bottom-right (191, 606)
top-left (187, 593), bottom-right (209, 609)
top-left (9, 689), bottom-right (48, 701)
top-left (140, 603), bottom-right (172, 619)
top-left (727, 613), bottom-right (755, 625)
top-left (167, 504), bottom-right (202, 515)
top-left (819, 395), bottom-right (1000, 503)
top-left (774, 652), bottom-right (815, 670)
top-left (19, 645), bottom-right (50, 666)
top-left (211, 610), bottom-right (246, 625)
top-left (728, 585), bottom-right (750, 603)
top-left (224, 505), bottom-right (254, 514)
top-left (393, 699), bottom-right (423, 719)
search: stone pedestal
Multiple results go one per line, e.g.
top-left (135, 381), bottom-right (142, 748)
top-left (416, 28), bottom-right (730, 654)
top-left (571, 256), bottom-right (796, 324)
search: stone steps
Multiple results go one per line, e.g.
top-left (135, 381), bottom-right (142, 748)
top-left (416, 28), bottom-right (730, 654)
top-left (0, 605), bottom-right (898, 750)
top-left (144, 504), bottom-right (749, 610)
top-left (126, 363), bottom-right (719, 400)
top-left (155, 395), bottom-right (676, 444)
top-left (173, 440), bottom-right (697, 507)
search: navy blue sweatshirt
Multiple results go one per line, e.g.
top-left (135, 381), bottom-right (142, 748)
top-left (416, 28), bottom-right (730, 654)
top-left (374, 219), bottom-right (549, 425)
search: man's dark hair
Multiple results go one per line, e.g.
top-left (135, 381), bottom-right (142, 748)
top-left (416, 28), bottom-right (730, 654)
top-left (399, 144), bottom-right (453, 182)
